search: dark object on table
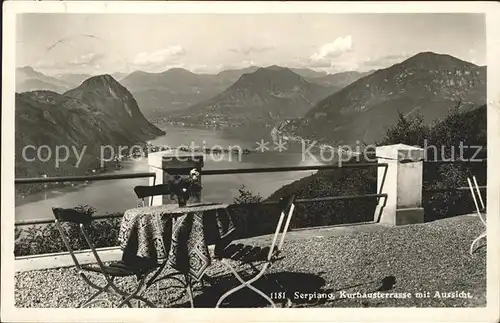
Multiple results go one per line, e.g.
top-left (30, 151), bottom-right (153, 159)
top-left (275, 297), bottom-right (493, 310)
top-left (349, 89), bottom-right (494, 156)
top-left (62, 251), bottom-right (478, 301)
top-left (51, 207), bottom-right (160, 308)
top-left (134, 184), bottom-right (172, 207)
top-left (169, 170), bottom-right (202, 207)
top-left (176, 187), bottom-right (190, 207)
top-left (133, 168), bottom-right (202, 207)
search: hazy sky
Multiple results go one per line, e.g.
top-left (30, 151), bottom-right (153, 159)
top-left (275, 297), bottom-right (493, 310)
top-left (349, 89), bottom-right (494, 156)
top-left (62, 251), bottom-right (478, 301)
top-left (16, 13), bottom-right (486, 75)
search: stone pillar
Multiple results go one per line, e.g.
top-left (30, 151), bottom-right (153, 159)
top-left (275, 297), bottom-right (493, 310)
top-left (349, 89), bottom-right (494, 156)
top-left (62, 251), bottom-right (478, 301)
top-left (148, 151), bottom-right (204, 206)
top-left (374, 144), bottom-right (425, 225)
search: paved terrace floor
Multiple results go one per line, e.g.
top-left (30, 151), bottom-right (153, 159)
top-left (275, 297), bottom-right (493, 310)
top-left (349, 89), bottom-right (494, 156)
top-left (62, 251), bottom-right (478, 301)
top-left (15, 215), bottom-right (486, 308)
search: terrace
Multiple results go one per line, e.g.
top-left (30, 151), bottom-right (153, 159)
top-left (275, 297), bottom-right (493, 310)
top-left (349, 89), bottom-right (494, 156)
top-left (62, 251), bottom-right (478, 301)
top-left (13, 143), bottom-right (487, 308)
top-left (15, 215), bottom-right (486, 308)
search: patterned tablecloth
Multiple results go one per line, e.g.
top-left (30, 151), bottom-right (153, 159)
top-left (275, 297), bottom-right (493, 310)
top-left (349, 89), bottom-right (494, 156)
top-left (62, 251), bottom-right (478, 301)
top-left (118, 203), bottom-right (235, 281)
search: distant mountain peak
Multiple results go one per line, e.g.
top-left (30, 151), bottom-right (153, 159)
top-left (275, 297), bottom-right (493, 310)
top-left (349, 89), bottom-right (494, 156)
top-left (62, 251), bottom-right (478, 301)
top-left (161, 68), bottom-right (199, 78)
top-left (18, 66), bottom-right (37, 72)
top-left (398, 51), bottom-right (478, 69)
top-left (82, 73), bottom-right (116, 83)
top-left (241, 65), bottom-right (303, 81)
top-left (16, 66), bottom-right (73, 94)
top-left (62, 74), bottom-right (164, 138)
top-left (166, 67), bottom-right (193, 73)
top-left (17, 66), bottom-right (44, 77)
top-left (129, 70), bottom-right (151, 76)
top-left (265, 64), bottom-right (287, 70)
top-left (280, 52), bottom-right (486, 146)
top-left (412, 50), bottom-right (441, 57)
top-left (216, 66), bottom-right (259, 76)
top-left (259, 65), bottom-right (295, 73)
top-left (172, 63), bottom-right (332, 128)
top-left (78, 74), bottom-right (122, 90)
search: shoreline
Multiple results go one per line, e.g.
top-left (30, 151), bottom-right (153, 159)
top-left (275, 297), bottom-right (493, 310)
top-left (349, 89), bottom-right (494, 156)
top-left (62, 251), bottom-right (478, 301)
top-left (14, 141), bottom-right (152, 207)
top-left (155, 123), bottom-right (335, 155)
top-left (14, 161), bottom-right (133, 207)
top-left (14, 126), bottom-right (332, 219)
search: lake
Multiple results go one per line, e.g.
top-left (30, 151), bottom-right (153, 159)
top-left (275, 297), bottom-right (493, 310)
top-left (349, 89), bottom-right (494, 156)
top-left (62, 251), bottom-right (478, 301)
top-left (15, 126), bottom-right (326, 222)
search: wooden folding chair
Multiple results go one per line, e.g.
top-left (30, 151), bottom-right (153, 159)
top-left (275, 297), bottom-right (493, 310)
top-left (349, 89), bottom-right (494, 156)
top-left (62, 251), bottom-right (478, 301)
top-left (466, 176), bottom-right (487, 255)
top-left (52, 207), bottom-right (159, 308)
top-left (134, 184), bottom-right (172, 207)
top-left (214, 194), bottom-right (296, 308)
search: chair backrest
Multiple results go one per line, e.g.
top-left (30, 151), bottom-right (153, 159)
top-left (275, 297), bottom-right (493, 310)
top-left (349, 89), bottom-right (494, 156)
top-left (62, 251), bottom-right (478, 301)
top-left (466, 176), bottom-right (486, 225)
top-left (133, 184), bottom-right (172, 207)
top-left (268, 194), bottom-right (296, 261)
top-left (52, 207), bottom-right (105, 271)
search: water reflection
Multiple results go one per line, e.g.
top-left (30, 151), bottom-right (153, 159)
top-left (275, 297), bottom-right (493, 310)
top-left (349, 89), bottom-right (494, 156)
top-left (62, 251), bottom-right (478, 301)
top-left (15, 126), bottom-right (324, 221)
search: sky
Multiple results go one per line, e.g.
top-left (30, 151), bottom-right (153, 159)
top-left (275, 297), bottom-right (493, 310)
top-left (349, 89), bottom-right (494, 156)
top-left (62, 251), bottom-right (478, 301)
top-left (16, 13), bottom-right (486, 75)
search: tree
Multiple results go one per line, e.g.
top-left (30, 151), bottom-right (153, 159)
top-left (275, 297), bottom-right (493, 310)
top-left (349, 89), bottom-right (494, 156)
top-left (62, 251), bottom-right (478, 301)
top-left (380, 111), bottom-right (430, 147)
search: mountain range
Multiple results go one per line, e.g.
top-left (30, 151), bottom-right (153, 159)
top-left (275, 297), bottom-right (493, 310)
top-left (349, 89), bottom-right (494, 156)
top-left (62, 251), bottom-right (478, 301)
top-left (278, 52), bottom-right (486, 145)
top-left (15, 51), bottom-right (487, 151)
top-left (16, 67), bottom-right (129, 94)
top-left (16, 66), bottom-right (75, 94)
top-left (15, 75), bottom-right (164, 183)
top-left (119, 68), bottom-right (234, 118)
top-left (167, 65), bottom-right (334, 129)
top-left (15, 66), bottom-right (368, 120)
top-left (119, 66), bottom-right (354, 119)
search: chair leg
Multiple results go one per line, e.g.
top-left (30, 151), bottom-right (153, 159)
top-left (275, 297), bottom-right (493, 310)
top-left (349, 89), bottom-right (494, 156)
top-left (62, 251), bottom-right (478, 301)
top-left (145, 262), bottom-right (168, 288)
top-left (80, 283), bottom-right (132, 308)
top-left (120, 296), bottom-right (134, 308)
top-left (216, 260), bottom-right (276, 308)
top-left (81, 298), bottom-right (113, 308)
top-left (195, 274), bottom-right (214, 291)
top-left (184, 274), bottom-right (195, 308)
top-left (470, 231), bottom-right (487, 255)
top-left (127, 295), bottom-right (157, 308)
top-left (80, 286), bottom-right (112, 308)
top-left (146, 269), bottom-right (201, 307)
top-left (115, 276), bottom-right (157, 308)
top-left (150, 272), bottom-right (186, 288)
top-left (78, 275), bottom-right (113, 308)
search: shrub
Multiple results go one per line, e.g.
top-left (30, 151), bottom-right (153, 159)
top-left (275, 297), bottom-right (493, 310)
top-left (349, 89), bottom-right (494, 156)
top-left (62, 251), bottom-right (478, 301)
top-left (267, 156), bottom-right (378, 229)
top-left (229, 185), bottom-right (274, 238)
top-left (14, 205), bottom-right (122, 257)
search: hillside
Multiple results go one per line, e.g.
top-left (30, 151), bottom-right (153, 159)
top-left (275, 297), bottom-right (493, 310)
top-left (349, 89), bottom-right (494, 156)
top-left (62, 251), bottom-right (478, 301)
top-left (168, 66), bottom-right (334, 129)
top-left (15, 75), bottom-right (165, 193)
top-left (120, 68), bottom-right (232, 118)
top-left (280, 52), bottom-right (486, 145)
top-left (264, 104), bottom-right (486, 230)
top-left (63, 74), bottom-right (164, 139)
top-left (120, 66), bottom-right (343, 120)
